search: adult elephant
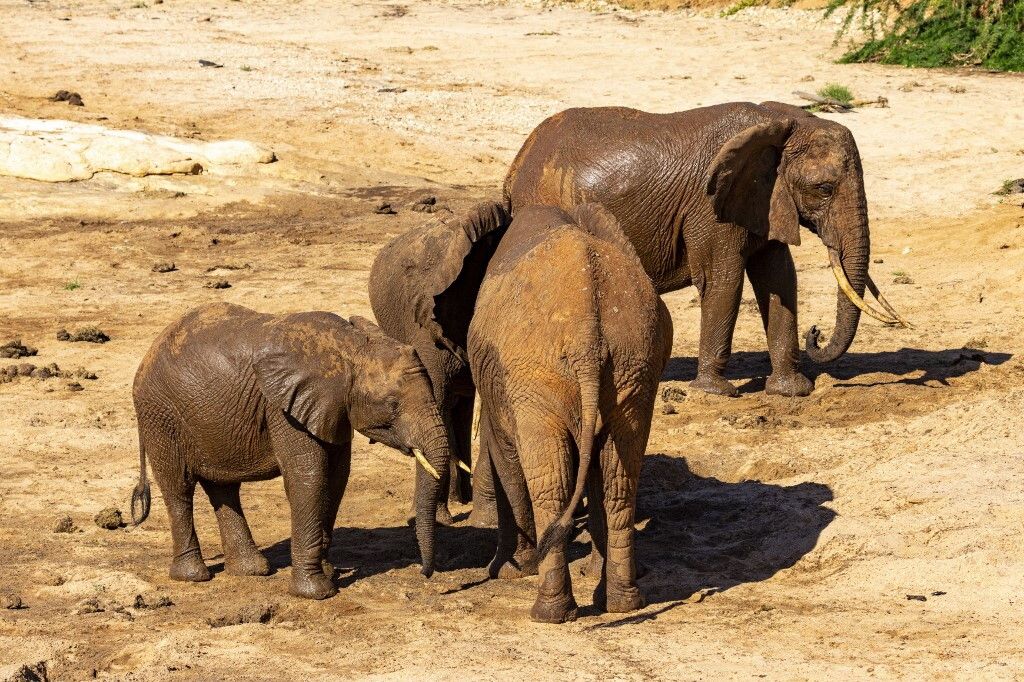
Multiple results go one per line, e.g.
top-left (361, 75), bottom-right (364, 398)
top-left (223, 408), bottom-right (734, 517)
top-left (369, 202), bottom-right (511, 527)
top-left (504, 102), bottom-right (908, 397)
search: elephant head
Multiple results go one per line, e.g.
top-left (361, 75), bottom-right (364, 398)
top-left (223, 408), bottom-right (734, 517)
top-left (706, 106), bottom-right (908, 363)
top-left (253, 313), bottom-right (451, 577)
top-left (368, 201), bottom-right (512, 507)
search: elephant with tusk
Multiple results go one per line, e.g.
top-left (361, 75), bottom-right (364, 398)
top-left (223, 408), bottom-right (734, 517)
top-left (505, 101), bottom-right (909, 397)
top-left (130, 303), bottom-right (452, 599)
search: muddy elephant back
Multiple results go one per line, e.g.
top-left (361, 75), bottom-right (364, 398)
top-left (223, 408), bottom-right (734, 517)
top-left (133, 302), bottom-right (258, 400)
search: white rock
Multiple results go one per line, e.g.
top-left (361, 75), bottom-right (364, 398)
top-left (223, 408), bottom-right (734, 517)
top-left (0, 116), bottom-right (274, 182)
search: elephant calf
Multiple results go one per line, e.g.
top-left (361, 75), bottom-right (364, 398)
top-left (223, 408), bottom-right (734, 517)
top-left (469, 204), bottom-right (673, 623)
top-left (130, 302), bottom-right (451, 599)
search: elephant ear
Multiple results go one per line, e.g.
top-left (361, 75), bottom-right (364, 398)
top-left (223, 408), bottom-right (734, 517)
top-left (413, 201), bottom-right (512, 357)
top-left (571, 203), bottom-right (643, 266)
top-left (252, 313), bottom-right (352, 445)
top-left (706, 119), bottom-right (801, 246)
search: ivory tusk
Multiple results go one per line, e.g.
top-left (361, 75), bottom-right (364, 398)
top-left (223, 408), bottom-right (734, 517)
top-left (412, 448), bottom-right (440, 481)
top-left (828, 250), bottom-right (900, 325)
top-left (457, 460), bottom-right (472, 474)
top-left (865, 274), bottom-right (913, 329)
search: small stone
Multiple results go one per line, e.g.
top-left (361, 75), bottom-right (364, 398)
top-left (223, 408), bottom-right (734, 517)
top-left (661, 403), bottom-right (677, 415)
top-left (30, 367), bottom-right (53, 379)
top-left (204, 280), bottom-right (231, 289)
top-left (94, 507), bottom-right (124, 530)
top-left (152, 262), bottom-right (177, 273)
top-left (893, 275), bottom-right (914, 285)
top-left (661, 386), bottom-right (687, 402)
top-left (74, 368), bottom-right (98, 380)
top-left (410, 195), bottom-right (438, 212)
top-left (51, 90), bottom-right (84, 106)
top-left (873, 258), bottom-right (884, 264)
top-left (374, 202), bottom-right (397, 215)
top-left (57, 327), bottom-right (110, 343)
top-left (17, 363), bottom-right (36, 377)
top-left (2, 593), bottom-right (25, 609)
top-left (75, 597), bottom-right (104, 614)
top-left (906, 594), bottom-right (927, 601)
top-left (799, 75), bottom-right (814, 82)
top-left (54, 515), bottom-right (78, 533)
top-left (67, 382), bottom-right (85, 392)
top-left (133, 593), bottom-right (173, 609)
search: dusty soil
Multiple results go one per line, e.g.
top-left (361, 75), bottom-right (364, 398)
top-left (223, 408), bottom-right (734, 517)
top-left (1, 1), bottom-right (1023, 679)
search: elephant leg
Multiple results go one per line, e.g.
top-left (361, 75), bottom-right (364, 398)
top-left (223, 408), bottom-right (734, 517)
top-left (518, 422), bottom-right (577, 624)
top-left (320, 441), bottom-right (351, 574)
top-left (485, 411), bottom-right (537, 580)
top-left (147, 433), bottom-right (210, 582)
top-left (469, 401), bottom-right (498, 528)
top-left (747, 242), bottom-right (814, 397)
top-left (690, 260), bottom-right (744, 397)
top-left (199, 480), bottom-right (269, 577)
top-left (593, 433), bottom-right (645, 614)
top-left (450, 394), bottom-right (474, 505)
top-left (271, 421), bottom-right (336, 600)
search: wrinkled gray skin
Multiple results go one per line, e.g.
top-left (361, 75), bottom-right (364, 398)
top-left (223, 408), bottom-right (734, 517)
top-left (369, 203), bottom-right (511, 528)
top-left (506, 101), bottom-right (879, 398)
top-left (131, 302), bottom-right (450, 600)
top-left (469, 204), bottom-right (673, 623)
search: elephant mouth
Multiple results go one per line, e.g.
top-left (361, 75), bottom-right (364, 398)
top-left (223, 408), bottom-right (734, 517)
top-left (827, 248), bottom-right (912, 328)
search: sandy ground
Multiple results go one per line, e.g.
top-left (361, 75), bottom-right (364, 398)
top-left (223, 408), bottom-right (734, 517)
top-left (1, 0), bottom-right (1023, 679)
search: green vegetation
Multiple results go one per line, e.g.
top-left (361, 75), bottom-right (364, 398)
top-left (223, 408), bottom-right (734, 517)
top-left (995, 178), bottom-right (1024, 195)
top-left (826, 0), bottom-right (1024, 71)
top-left (818, 82), bottom-right (855, 104)
top-left (721, 0), bottom-right (764, 17)
top-left (64, 281), bottom-right (81, 291)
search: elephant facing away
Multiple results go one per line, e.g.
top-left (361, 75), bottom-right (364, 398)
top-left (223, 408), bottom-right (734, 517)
top-left (505, 102), bottom-right (908, 398)
top-left (369, 202), bottom-right (511, 527)
top-left (469, 204), bottom-right (673, 623)
top-left (131, 303), bottom-right (451, 599)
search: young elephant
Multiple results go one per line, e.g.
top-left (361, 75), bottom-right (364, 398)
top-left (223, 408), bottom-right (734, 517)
top-left (469, 204), bottom-right (673, 623)
top-left (130, 302), bottom-right (450, 599)
top-left (369, 202), bottom-right (511, 527)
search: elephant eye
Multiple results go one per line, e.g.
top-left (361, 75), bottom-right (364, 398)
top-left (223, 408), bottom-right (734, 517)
top-left (816, 182), bottom-right (836, 195)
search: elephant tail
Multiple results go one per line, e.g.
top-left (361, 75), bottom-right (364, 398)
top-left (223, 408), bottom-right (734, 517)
top-left (131, 425), bottom-right (151, 526)
top-left (536, 365), bottom-right (600, 560)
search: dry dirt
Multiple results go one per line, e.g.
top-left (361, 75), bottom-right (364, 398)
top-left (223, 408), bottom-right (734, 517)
top-left (1, 1), bottom-right (1023, 679)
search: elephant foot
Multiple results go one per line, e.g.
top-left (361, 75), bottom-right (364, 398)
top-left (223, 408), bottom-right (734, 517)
top-left (225, 548), bottom-right (271, 577)
top-left (594, 582), bottom-right (645, 613)
top-left (765, 371), bottom-right (814, 397)
top-left (169, 552), bottom-right (211, 582)
top-left (689, 374), bottom-right (738, 398)
top-left (468, 499), bottom-right (498, 528)
top-left (488, 549), bottom-right (538, 580)
top-left (290, 570), bottom-right (337, 600)
top-left (530, 593), bottom-right (578, 624)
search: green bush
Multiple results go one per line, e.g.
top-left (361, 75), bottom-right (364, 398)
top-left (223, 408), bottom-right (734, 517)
top-left (826, 0), bottom-right (1024, 71)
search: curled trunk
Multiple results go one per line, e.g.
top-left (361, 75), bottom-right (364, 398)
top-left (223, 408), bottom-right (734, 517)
top-left (805, 192), bottom-right (870, 363)
top-left (412, 417), bottom-right (450, 577)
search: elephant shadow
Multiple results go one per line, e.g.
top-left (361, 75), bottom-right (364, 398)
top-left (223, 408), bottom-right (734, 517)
top-left (259, 518), bottom-right (498, 588)
top-left (663, 346), bottom-right (1011, 393)
top-left (627, 454), bottom-right (835, 609)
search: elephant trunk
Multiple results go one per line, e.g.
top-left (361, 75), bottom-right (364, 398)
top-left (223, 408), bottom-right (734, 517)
top-left (805, 188), bottom-right (870, 364)
top-left (411, 413), bottom-right (450, 578)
